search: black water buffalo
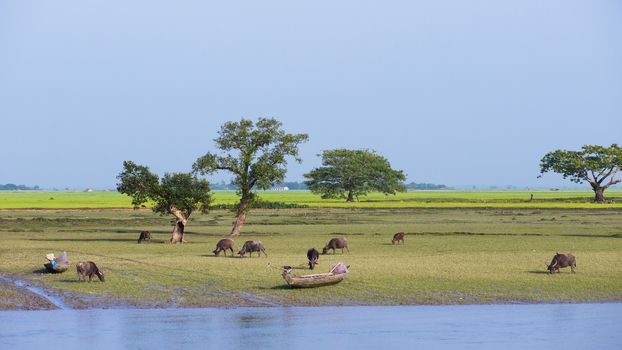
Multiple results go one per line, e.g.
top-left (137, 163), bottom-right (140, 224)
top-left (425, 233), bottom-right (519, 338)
top-left (238, 240), bottom-right (267, 257)
top-left (137, 230), bottom-right (151, 244)
top-left (76, 261), bottom-right (105, 282)
top-left (392, 232), bottom-right (405, 245)
top-left (307, 248), bottom-right (320, 269)
top-left (322, 237), bottom-right (349, 254)
top-left (213, 238), bottom-right (235, 257)
top-left (546, 252), bottom-right (576, 274)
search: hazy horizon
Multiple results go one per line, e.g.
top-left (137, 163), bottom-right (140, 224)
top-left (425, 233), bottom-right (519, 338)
top-left (1, 1), bottom-right (620, 189)
top-left (0, 181), bottom-right (599, 192)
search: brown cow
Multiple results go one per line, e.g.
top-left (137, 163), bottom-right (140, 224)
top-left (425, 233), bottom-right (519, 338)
top-left (76, 261), bottom-right (105, 282)
top-left (392, 232), bottom-right (405, 245)
top-left (137, 230), bottom-right (151, 244)
top-left (546, 252), bottom-right (576, 274)
top-left (213, 238), bottom-right (235, 257)
top-left (322, 238), bottom-right (349, 254)
top-left (238, 240), bottom-right (267, 257)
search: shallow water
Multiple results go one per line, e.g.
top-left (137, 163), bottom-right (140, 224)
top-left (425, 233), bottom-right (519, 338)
top-left (1, 303), bottom-right (620, 349)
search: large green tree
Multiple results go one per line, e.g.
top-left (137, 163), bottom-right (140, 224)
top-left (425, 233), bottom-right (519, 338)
top-left (117, 161), bottom-right (211, 243)
top-left (193, 118), bottom-right (308, 236)
top-left (539, 144), bottom-right (622, 203)
top-left (304, 149), bottom-right (406, 202)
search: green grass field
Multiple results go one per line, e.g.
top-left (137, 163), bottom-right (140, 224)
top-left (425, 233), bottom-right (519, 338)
top-left (1, 189), bottom-right (621, 209)
top-left (1, 205), bottom-right (621, 308)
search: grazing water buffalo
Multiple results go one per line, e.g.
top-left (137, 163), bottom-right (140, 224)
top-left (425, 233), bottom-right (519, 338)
top-left (307, 248), bottom-right (320, 269)
top-left (137, 230), bottom-right (151, 243)
top-left (238, 240), bottom-right (267, 257)
top-left (322, 238), bottom-right (349, 254)
top-left (546, 252), bottom-right (576, 274)
top-left (392, 232), bottom-right (405, 245)
top-left (213, 238), bottom-right (235, 257)
top-left (76, 261), bottom-right (105, 282)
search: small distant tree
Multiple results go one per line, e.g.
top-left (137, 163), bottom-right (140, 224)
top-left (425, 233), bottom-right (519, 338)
top-left (304, 149), bottom-right (406, 202)
top-left (539, 144), bottom-right (622, 203)
top-left (193, 118), bottom-right (308, 236)
top-left (116, 161), bottom-right (211, 243)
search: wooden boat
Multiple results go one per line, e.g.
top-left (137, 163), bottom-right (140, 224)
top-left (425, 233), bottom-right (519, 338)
top-left (44, 263), bottom-right (69, 273)
top-left (282, 262), bottom-right (349, 288)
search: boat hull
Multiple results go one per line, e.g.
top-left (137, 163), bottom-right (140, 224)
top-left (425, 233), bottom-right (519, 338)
top-left (44, 263), bottom-right (69, 273)
top-left (283, 272), bottom-right (348, 288)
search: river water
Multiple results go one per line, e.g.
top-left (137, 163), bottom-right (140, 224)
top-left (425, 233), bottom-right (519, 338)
top-left (1, 303), bottom-right (620, 349)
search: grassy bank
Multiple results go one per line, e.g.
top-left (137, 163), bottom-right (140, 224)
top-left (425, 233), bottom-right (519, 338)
top-left (1, 189), bottom-right (621, 209)
top-left (1, 207), bottom-right (621, 308)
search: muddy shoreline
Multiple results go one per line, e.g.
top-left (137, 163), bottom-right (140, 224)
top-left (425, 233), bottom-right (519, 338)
top-left (2, 273), bottom-right (620, 311)
top-left (0, 273), bottom-right (290, 311)
top-left (0, 274), bottom-right (133, 310)
top-left (0, 277), bottom-right (56, 310)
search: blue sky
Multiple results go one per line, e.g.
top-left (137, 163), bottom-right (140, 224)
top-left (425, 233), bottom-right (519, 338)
top-left (1, 1), bottom-right (620, 189)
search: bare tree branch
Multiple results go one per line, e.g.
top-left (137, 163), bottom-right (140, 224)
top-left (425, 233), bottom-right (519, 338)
top-left (595, 168), bottom-right (607, 182)
top-left (600, 167), bottom-right (616, 184)
top-left (603, 169), bottom-right (620, 189)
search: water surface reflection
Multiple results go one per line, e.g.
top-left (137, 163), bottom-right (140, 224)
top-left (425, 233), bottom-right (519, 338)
top-left (1, 304), bottom-right (620, 349)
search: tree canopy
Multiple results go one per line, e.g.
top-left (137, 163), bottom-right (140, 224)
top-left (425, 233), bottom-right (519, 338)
top-left (304, 149), bottom-right (406, 202)
top-left (116, 160), bottom-right (211, 242)
top-left (539, 144), bottom-right (622, 203)
top-left (193, 117), bottom-right (308, 235)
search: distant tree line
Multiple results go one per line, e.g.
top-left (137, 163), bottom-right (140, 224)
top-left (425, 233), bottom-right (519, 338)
top-left (211, 181), bottom-right (450, 191)
top-left (210, 181), bottom-right (309, 190)
top-left (276, 181), bottom-right (308, 190)
top-left (0, 184), bottom-right (40, 191)
top-left (405, 182), bottom-right (451, 190)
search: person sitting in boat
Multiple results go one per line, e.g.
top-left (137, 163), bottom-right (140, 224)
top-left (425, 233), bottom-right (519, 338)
top-left (46, 253), bottom-right (58, 268)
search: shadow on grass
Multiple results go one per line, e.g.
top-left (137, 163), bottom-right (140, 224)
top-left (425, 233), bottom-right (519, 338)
top-left (58, 279), bottom-right (82, 283)
top-left (32, 268), bottom-right (48, 274)
top-left (201, 254), bottom-right (239, 258)
top-left (531, 269), bottom-right (578, 275)
top-left (565, 233), bottom-right (622, 239)
top-left (59, 279), bottom-right (105, 283)
top-left (528, 270), bottom-right (556, 274)
top-left (258, 285), bottom-right (293, 290)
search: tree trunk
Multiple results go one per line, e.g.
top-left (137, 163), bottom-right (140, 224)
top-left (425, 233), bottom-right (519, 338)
top-left (230, 211), bottom-right (246, 236)
top-left (170, 220), bottom-right (186, 243)
top-left (230, 201), bottom-right (248, 236)
top-left (346, 190), bottom-right (354, 202)
top-left (169, 206), bottom-right (188, 243)
top-left (594, 188), bottom-right (605, 203)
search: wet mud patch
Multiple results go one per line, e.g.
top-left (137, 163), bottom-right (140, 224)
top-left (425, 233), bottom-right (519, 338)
top-left (0, 276), bottom-right (57, 310)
